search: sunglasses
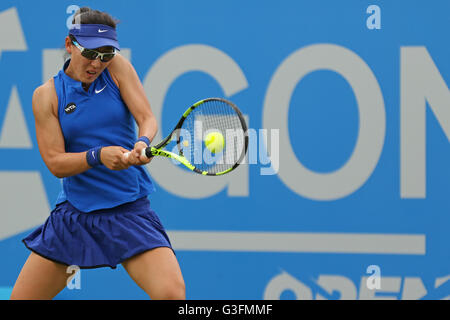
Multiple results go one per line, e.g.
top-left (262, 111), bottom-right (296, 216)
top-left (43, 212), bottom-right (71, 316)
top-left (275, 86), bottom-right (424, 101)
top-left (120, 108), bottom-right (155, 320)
top-left (72, 40), bottom-right (116, 62)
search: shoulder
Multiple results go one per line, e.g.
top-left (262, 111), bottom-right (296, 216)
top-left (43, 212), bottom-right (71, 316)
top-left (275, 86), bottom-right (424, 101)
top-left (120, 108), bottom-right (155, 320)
top-left (108, 52), bottom-right (134, 74)
top-left (32, 79), bottom-right (58, 117)
top-left (107, 53), bottom-right (138, 88)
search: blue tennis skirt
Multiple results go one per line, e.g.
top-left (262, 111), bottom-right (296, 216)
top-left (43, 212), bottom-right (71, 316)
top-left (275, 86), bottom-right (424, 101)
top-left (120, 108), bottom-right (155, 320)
top-left (22, 197), bottom-right (173, 269)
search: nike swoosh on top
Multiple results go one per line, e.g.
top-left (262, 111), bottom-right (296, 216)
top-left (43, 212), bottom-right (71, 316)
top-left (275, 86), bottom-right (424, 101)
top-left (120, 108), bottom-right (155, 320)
top-left (98, 29), bottom-right (108, 33)
top-left (92, 151), bottom-right (95, 159)
top-left (95, 85), bottom-right (107, 94)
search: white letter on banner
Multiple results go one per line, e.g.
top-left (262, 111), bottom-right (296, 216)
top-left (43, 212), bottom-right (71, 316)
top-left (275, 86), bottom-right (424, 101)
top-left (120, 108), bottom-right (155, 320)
top-left (316, 275), bottom-right (357, 300)
top-left (263, 44), bottom-right (385, 200)
top-left (400, 47), bottom-right (450, 198)
top-left (142, 45), bottom-right (249, 198)
top-left (263, 271), bottom-right (313, 300)
top-left (0, 7), bottom-right (27, 59)
top-left (359, 276), bottom-right (401, 300)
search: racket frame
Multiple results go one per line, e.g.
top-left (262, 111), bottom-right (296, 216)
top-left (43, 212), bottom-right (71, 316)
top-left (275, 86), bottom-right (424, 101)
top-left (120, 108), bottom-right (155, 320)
top-left (143, 98), bottom-right (248, 176)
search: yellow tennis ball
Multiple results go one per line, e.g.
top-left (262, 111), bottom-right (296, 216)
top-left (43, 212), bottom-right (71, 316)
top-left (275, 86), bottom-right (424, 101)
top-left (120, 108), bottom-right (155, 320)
top-left (205, 131), bottom-right (225, 154)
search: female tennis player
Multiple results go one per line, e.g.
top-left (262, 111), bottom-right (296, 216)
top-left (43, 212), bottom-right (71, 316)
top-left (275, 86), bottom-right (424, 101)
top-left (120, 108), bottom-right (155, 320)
top-left (10, 7), bottom-right (185, 300)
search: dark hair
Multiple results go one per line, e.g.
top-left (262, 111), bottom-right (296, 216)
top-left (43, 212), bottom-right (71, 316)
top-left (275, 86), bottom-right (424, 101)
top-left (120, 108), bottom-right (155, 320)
top-left (64, 7), bottom-right (119, 61)
top-left (72, 7), bottom-right (119, 29)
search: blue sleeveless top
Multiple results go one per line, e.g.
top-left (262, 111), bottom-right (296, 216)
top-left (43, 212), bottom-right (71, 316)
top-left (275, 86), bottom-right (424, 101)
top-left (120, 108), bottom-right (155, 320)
top-left (53, 59), bottom-right (155, 212)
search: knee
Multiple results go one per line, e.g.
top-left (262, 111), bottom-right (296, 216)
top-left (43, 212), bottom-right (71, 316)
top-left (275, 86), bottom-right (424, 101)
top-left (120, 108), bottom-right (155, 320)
top-left (151, 280), bottom-right (186, 300)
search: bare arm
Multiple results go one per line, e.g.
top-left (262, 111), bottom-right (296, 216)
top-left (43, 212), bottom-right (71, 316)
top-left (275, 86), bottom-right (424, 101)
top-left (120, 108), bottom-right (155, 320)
top-left (33, 80), bottom-right (129, 178)
top-left (108, 54), bottom-right (157, 164)
top-left (33, 81), bottom-right (92, 178)
top-left (109, 54), bottom-right (158, 141)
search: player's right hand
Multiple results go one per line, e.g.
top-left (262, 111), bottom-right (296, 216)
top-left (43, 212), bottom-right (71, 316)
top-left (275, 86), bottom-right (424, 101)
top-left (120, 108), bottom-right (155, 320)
top-left (100, 146), bottom-right (131, 170)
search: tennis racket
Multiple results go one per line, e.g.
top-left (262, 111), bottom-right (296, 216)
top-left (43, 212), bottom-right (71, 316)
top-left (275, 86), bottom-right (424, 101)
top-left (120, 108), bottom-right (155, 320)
top-left (129, 98), bottom-right (248, 176)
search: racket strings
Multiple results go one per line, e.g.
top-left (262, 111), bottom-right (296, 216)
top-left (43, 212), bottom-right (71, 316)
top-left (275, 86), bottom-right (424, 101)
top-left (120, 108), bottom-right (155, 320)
top-left (180, 99), bottom-right (246, 174)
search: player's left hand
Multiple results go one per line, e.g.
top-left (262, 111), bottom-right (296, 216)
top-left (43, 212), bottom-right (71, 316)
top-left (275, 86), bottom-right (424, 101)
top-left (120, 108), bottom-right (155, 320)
top-left (124, 141), bottom-right (152, 166)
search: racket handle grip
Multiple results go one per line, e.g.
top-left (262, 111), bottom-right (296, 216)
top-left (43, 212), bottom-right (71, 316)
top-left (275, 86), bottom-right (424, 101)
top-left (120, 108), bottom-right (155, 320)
top-left (124, 148), bottom-right (153, 160)
top-left (141, 147), bottom-right (154, 159)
